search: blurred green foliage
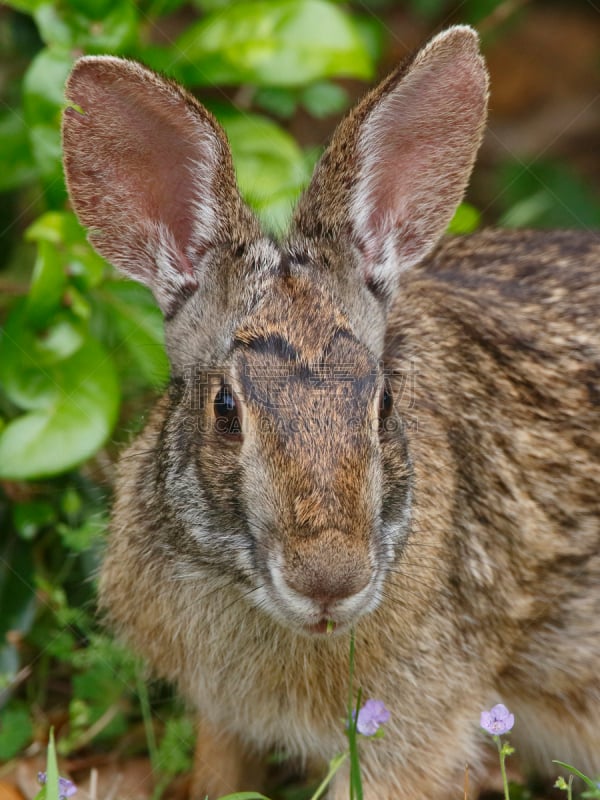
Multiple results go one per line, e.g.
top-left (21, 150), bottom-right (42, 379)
top-left (0, 0), bottom-right (381, 784)
top-left (0, 0), bottom-right (598, 793)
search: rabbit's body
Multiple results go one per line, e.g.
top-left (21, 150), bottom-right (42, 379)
top-left (100, 228), bottom-right (600, 797)
top-left (62, 26), bottom-right (600, 799)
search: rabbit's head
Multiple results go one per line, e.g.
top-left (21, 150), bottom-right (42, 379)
top-left (63, 27), bottom-right (488, 635)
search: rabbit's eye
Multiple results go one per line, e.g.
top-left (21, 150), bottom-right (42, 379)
top-left (214, 385), bottom-right (242, 439)
top-left (379, 380), bottom-right (393, 420)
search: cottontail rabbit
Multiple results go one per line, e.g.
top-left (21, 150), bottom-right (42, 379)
top-left (62, 26), bottom-right (600, 800)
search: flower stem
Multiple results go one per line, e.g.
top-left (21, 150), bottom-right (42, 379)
top-left (495, 737), bottom-right (510, 800)
top-left (348, 630), bottom-right (356, 723)
top-left (349, 687), bottom-right (363, 800)
top-left (347, 631), bottom-right (363, 800)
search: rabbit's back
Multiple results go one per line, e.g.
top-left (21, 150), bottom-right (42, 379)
top-left (388, 229), bottom-right (600, 619)
top-left (415, 228), bottom-right (599, 314)
top-left (386, 227), bottom-right (600, 773)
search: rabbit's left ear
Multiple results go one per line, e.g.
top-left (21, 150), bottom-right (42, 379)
top-left (292, 26), bottom-right (488, 300)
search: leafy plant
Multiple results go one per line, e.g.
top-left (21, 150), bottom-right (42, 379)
top-left (0, 0), bottom-right (381, 778)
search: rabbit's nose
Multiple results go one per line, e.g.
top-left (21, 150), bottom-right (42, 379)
top-left (284, 529), bottom-right (371, 605)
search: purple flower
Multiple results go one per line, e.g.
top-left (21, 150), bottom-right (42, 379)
top-left (38, 772), bottom-right (77, 798)
top-left (480, 704), bottom-right (515, 735)
top-left (355, 699), bottom-right (390, 736)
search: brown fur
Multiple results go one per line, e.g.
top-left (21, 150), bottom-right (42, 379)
top-left (62, 27), bottom-right (600, 800)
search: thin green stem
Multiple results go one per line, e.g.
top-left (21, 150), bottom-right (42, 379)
top-left (496, 737), bottom-right (510, 800)
top-left (347, 631), bottom-right (364, 800)
top-left (349, 688), bottom-right (363, 800)
top-left (136, 672), bottom-right (159, 770)
top-left (138, 684), bottom-right (170, 800)
top-left (309, 753), bottom-right (349, 800)
top-left (151, 773), bottom-right (171, 800)
top-left (348, 630), bottom-right (356, 722)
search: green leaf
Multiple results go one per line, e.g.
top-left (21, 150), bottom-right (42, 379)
top-left (175, 0), bottom-right (373, 87)
top-left (26, 211), bottom-right (84, 247)
top-left (35, 316), bottom-right (86, 360)
top-left (33, 3), bottom-right (76, 47)
top-left (0, 111), bottom-right (38, 191)
top-left (1, 0), bottom-right (44, 12)
top-left (447, 202), bottom-right (481, 234)
top-left (95, 280), bottom-right (169, 387)
top-left (552, 761), bottom-right (599, 792)
top-left (464, 0), bottom-right (506, 24)
top-left (353, 13), bottom-right (384, 65)
top-left (1, 303), bottom-right (73, 410)
top-left (0, 337), bottom-right (120, 479)
top-left (145, 0), bottom-right (188, 15)
top-left (254, 86), bottom-right (298, 119)
top-left (192, 0), bottom-right (243, 10)
top-left (408, 0), bottom-right (449, 21)
top-left (23, 48), bottom-right (74, 184)
top-left (28, 125), bottom-right (64, 190)
top-left (32, 625), bottom-right (77, 662)
top-left (33, 1), bottom-right (138, 52)
top-left (26, 212), bottom-right (107, 290)
top-left (57, 514), bottom-right (107, 552)
top-left (65, 0), bottom-right (127, 20)
top-left (218, 794), bottom-right (272, 800)
top-left (45, 728), bottom-right (61, 800)
top-left (72, 661), bottom-right (123, 708)
top-left (66, 662), bottom-right (127, 745)
top-left (218, 111), bottom-right (309, 232)
top-left (12, 500), bottom-right (57, 540)
top-left (0, 707), bottom-right (34, 760)
top-left (25, 241), bottom-right (68, 326)
top-left (0, 302), bottom-right (90, 412)
top-left (70, 632), bottom-right (138, 680)
top-left (498, 161), bottom-right (600, 229)
top-left (156, 716), bottom-right (195, 777)
top-left (500, 191), bottom-right (554, 228)
top-left (23, 47), bottom-right (73, 129)
top-left (60, 485), bottom-right (83, 519)
top-left (301, 81), bottom-right (349, 118)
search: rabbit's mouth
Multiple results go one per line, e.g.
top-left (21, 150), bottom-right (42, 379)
top-left (304, 619), bottom-right (338, 636)
top-left (258, 549), bottom-right (384, 636)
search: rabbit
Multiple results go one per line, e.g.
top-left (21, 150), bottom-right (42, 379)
top-left (62, 25), bottom-right (600, 800)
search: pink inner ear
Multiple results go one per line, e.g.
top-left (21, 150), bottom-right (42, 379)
top-left (352, 31), bottom-right (487, 278)
top-left (363, 62), bottom-right (482, 228)
top-left (63, 58), bottom-right (232, 312)
top-left (70, 68), bottom-right (213, 274)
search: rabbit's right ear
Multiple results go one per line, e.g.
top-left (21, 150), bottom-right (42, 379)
top-left (63, 57), bottom-right (258, 316)
top-left (292, 26), bottom-right (488, 302)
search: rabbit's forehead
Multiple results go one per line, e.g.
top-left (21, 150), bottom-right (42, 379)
top-left (236, 327), bottom-right (378, 411)
top-left (231, 274), bottom-right (379, 400)
top-left (235, 272), bottom-right (365, 358)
